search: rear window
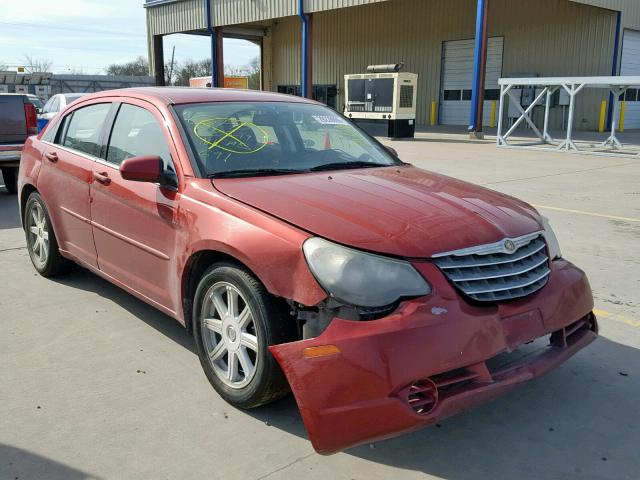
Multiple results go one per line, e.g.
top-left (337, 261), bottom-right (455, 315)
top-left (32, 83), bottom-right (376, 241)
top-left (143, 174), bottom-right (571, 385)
top-left (28, 97), bottom-right (44, 110)
top-left (62, 103), bottom-right (111, 157)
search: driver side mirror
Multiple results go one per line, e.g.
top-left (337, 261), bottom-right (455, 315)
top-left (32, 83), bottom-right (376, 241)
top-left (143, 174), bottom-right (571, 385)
top-left (120, 155), bottom-right (177, 190)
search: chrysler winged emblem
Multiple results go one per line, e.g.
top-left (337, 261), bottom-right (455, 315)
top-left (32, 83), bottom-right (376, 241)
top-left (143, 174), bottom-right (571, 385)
top-left (503, 239), bottom-right (516, 253)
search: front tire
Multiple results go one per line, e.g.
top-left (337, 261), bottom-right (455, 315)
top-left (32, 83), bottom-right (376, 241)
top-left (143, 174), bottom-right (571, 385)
top-left (1, 167), bottom-right (18, 194)
top-left (193, 263), bottom-right (291, 409)
top-left (24, 192), bottom-right (73, 277)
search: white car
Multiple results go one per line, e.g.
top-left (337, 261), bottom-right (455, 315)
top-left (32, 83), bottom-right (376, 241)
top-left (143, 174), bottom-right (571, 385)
top-left (39, 93), bottom-right (87, 122)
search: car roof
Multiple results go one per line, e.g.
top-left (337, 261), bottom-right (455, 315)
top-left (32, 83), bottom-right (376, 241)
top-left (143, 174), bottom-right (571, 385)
top-left (73, 87), bottom-right (319, 107)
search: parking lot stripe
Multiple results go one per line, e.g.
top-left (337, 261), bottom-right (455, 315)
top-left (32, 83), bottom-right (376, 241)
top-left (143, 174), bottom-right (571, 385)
top-left (593, 308), bottom-right (640, 328)
top-left (532, 205), bottom-right (640, 223)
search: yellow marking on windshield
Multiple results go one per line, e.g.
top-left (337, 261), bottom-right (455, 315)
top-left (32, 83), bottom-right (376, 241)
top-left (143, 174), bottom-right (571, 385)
top-left (194, 117), bottom-right (269, 155)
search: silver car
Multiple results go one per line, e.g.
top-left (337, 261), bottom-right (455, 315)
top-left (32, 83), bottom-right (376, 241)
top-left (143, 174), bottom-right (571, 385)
top-left (39, 93), bottom-right (87, 122)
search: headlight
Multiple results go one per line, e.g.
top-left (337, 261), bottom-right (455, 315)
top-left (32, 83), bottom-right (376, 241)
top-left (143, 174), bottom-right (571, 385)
top-left (541, 216), bottom-right (562, 260)
top-left (302, 237), bottom-right (431, 307)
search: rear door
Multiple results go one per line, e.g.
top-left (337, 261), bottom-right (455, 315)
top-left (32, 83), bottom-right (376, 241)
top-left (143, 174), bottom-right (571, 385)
top-left (90, 100), bottom-right (182, 314)
top-left (38, 102), bottom-right (113, 268)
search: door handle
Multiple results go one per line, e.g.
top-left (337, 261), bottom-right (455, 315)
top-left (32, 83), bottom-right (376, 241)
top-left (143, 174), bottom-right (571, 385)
top-left (93, 171), bottom-right (111, 186)
top-left (44, 151), bottom-right (58, 163)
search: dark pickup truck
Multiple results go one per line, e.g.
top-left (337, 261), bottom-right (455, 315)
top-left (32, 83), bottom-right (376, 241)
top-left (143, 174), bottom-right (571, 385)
top-left (0, 94), bottom-right (41, 194)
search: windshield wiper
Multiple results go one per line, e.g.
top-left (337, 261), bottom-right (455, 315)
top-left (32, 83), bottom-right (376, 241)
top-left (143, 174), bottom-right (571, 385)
top-left (207, 168), bottom-right (309, 179)
top-left (309, 161), bottom-right (386, 172)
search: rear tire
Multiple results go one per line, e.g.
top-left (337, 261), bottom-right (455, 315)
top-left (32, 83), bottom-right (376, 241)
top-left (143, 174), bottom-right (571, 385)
top-left (24, 192), bottom-right (73, 277)
top-left (1, 167), bottom-right (18, 194)
top-left (193, 262), bottom-right (292, 409)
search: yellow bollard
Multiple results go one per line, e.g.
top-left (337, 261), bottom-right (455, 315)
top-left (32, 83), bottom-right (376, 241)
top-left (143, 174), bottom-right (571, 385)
top-left (490, 101), bottom-right (497, 129)
top-left (430, 101), bottom-right (437, 126)
top-left (599, 100), bottom-right (607, 133)
top-left (619, 101), bottom-right (626, 132)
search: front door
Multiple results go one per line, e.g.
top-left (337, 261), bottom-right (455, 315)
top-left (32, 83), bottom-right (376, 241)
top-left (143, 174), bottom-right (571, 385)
top-left (38, 102), bottom-right (112, 268)
top-left (90, 101), bottom-right (181, 315)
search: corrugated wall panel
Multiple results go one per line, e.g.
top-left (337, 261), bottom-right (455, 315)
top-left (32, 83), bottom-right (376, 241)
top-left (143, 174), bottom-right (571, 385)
top-left (146, 0), bottom-right (640, 36)
top-left (212, 0), bottom-right (296, 27)
top-left (147, 0), bottom-right (391, 31)
top-left (306, 0), bottom-right (388, 12)
top-left (271, 0), bottom-right (616, 129)
top-left (211, 0), bottom-right (389, 27)
top-left (148, 0), bottom-right (205, 35)
top-left (571, 0), bottom-right (640, 27)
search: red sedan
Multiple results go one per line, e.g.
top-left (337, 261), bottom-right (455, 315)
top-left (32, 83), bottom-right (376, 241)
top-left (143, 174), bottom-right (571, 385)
top-left (18, 88), bottom-right (597, 453)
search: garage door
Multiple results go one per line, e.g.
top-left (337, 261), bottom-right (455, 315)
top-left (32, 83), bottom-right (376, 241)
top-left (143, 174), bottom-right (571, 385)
top-left (620, 29), bottom-right (640, 130)
top-left (440, 37), bottom-right (504, 126)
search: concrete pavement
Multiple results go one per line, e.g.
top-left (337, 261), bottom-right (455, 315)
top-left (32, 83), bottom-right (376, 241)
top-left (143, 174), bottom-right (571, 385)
top-left (1, 139), bottom-right (639, 480)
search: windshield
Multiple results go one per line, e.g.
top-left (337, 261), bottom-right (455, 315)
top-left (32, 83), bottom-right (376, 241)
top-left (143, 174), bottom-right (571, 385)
top-left (175, 102), bottom-right (400, 177)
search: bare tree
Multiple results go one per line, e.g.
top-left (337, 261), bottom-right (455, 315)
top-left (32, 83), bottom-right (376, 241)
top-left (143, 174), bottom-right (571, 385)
top-left (175, 59), bottom-right (211, 86)
top-left (169, 57), bottom-right (261, 89)
top-left (224, 57), bottom-right (261, 90)
top-left (106, 56), bottom-right (149, 77)
top-left (23, 55), bottom-right (53, 73)
top-left (247, 56), bottom-right (261, 90)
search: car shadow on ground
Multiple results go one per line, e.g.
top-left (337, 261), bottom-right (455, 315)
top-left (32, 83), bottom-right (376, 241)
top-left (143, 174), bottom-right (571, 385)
top-left (0, 444), bottom-right (101, 480)
top-left (52, 267), bottom-right (639, 479)
top-left (53, 267), bottom-right (195, 353)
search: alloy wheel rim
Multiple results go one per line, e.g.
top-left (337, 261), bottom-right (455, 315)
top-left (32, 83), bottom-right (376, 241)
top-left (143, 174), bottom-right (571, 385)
top-left (201, 282), bottom-right (259, 389)
top-left (28, 203), bottom-right (49, 268)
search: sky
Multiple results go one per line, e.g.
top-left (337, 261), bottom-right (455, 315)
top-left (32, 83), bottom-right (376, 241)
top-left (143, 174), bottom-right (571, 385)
top-left (0, 0), bottom-right (259, 74)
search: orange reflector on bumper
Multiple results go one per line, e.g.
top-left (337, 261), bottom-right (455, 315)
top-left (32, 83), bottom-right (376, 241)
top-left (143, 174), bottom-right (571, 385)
top-left (303, 345), bottom-right (341, 358)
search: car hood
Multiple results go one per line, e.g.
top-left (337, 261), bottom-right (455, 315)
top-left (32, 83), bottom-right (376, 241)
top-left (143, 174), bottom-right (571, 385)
top-left (212, 165), bottom-right (542, 258)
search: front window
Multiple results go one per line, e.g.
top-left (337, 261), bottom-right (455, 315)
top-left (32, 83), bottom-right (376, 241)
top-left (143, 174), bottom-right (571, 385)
top-left (175, 102), bottom-right (399, 178)
top-left (106, 103), bottom-right (173, 172)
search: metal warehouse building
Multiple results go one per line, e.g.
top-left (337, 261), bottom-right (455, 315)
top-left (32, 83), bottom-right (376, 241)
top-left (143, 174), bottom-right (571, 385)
top-left (144, 0), bottom-right (640, 131)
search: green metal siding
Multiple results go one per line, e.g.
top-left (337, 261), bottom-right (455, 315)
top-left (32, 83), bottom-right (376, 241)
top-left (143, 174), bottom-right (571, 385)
top-left (271, 0), bottom-right (616, 128)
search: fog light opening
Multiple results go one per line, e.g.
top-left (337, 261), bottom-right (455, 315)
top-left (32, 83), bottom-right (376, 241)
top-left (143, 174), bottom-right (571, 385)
top-left (402, 378), bottom-right (438, 415)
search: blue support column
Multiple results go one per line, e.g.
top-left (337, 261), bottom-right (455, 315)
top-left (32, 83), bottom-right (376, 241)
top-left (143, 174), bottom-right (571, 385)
top-left (607, 11), bottom-right (622, 129)
top-left (469, 0), bottom-right (488, 133)
top-left (298, 0), bottom-right (312, 98)
top-left (205, 0), bottom-right (219, 87)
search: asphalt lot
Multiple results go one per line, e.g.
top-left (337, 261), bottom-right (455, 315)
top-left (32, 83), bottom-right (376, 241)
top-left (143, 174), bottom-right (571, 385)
top-left (1, 134), bottom-right (639, 480)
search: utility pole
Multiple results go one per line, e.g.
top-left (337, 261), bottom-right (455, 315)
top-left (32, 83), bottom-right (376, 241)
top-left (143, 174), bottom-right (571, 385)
top-left (167, 45), bottom-right (176, 86)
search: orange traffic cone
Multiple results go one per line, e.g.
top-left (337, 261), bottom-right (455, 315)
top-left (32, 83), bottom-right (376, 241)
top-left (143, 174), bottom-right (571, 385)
top-left (324, 132), bottom-right (332, 150)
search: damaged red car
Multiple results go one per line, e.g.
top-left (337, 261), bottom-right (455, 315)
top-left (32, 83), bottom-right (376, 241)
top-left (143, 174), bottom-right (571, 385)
top-left (18, 88), bottom-right (597, 454)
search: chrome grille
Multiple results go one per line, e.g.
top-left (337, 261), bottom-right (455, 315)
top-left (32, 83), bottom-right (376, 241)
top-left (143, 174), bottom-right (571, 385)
top-left (432, 233), bottom-right (550, 302)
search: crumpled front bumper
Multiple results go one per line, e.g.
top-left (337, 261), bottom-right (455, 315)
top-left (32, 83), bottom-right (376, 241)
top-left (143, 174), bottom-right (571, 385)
top-left (270, 259), bottom-right (597, 454)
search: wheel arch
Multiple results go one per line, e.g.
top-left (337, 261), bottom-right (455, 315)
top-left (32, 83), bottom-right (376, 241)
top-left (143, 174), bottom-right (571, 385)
top-left (20, 183), bottom-right (38, 228)
top-left (181, 249), bottom-right (259, 334)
